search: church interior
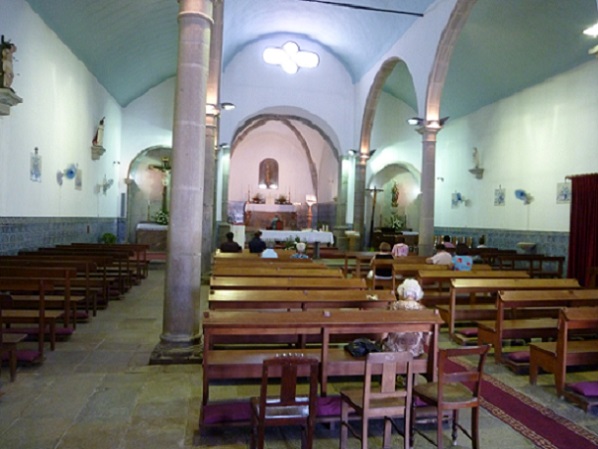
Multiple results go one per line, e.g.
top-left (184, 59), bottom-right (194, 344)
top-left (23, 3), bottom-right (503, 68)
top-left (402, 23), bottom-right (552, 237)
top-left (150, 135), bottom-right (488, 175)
top-left (1, 0), bottom-right (598, 448)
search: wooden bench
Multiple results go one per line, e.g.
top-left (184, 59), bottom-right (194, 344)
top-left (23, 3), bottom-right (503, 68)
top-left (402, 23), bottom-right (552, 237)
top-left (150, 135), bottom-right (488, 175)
top-left (200, 308), bottom-right (443, 427)
top-left (211, 266), bottom-right (343, 278)
top-left (494, 254), bottom-right (565, 278)
top-left (208, 289), bottom-right (395, 311)
top-left (477, 290), bottom-right (598, 365)
top-left (438, 278), bottom-right (582, 339)
top-left (0, 278), bottom-right (59, 361)
top-left (209, 277), bottom-right (366, 290)
top-left (69, 242), bottom-right (150, 281)
top-left (529, 306), bottom-right (598, 397)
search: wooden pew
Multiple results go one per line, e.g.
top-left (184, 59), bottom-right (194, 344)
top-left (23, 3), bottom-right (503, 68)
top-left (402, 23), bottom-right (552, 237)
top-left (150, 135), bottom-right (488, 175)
top-left (211, 266), bottom-right (343, 278)
top-left (529, 306), bottom-right (598, 397)
top-left (0, 278), bottom-right (59, 360)
top-left (208, 289), bottom-right (394, 310)
top-left (439, 278), bottom-right (582, 339)
top-left (418, 270), bottom-right (530, 309)
top-left (0, 266), bottom-right (78, 329)
top-left (209, 277), bottom-right (366, 290)
top-left (200, 308), bottom-right (443, 427)
top-left (494, 254), bottom-right (565, 278)
top-left (68, 242), bottom-right (150, 281)
top-left (212, 259), bottom-right (325, 269)
top-left (477, 289), bottom-right (598, 365)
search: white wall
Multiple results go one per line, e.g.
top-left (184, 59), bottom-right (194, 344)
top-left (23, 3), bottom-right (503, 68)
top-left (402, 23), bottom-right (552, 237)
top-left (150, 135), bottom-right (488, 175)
top-left (219, 34), bottom-right (355, 155)
top-left (0, 0), bottom-right (122, 218)
top-left (434, 61), bottom-right (598, 232)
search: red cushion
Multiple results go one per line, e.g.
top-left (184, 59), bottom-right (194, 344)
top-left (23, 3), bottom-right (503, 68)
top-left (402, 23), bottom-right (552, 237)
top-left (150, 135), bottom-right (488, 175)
top-left (316, 395), bottom-right (341, 417)
top-left (507, 351), bottom-right (530, 363)
top-left (566, 381), bottom-right (598, 397)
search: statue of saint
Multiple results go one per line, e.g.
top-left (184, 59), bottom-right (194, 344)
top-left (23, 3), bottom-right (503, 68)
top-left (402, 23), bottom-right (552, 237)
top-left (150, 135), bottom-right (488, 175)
top-left (391, 181), bottom-right (399, 208)
top-left (1, 36), bottom-right (17, 89)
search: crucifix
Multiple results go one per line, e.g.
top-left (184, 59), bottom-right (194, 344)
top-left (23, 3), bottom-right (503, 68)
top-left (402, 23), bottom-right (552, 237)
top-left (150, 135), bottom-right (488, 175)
top-left (148, 156), bottom-right (172, 213)
top-left (366, 187), bottom-right (383, 248)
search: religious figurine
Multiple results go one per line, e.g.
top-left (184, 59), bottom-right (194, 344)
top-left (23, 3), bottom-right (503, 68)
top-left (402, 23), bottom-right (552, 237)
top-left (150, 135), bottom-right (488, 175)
top-left (391, 181), bottom-right (399, 208)
top-left (92, 117), bottom-right (105, 147)
top-left (1, 35), bottom-right (17, 90)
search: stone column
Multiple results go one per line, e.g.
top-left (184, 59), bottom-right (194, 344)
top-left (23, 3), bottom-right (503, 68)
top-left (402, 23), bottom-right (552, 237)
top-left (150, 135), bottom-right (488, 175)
top-left (152, 0), bottom-right (213, 364)
top-left (418, 126), bottom-right (440, 257)
top-left (352, 156), bottom-right (368, 249)
top-left (334, 156), bottom-right (350, 250)
top-left (201, 0), bottom-right (224, 278)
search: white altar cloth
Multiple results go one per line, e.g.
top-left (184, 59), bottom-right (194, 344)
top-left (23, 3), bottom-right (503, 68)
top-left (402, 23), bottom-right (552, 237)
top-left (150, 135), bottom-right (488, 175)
top-left (260, 230), bottom-right (334, 245)
top-left (246, 203), bottom-right (296, 213)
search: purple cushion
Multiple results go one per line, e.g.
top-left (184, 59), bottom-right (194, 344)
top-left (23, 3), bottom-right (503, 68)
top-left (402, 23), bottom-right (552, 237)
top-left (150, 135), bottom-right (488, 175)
top-left (507, 351), bottom-right (530, 363)
top-left (567, 381), bottom-right (598, 397)
top-left (203, 401), bottom-right (252, 425)
top-left (317, 395), bottom-right (341, 417)
top-left (456, 327), bottom-right (478, 337)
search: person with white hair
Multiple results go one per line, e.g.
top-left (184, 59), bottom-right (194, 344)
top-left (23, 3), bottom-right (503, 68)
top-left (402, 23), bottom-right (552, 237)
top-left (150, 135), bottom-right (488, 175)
top-left (290, 241), bottom-right (309, 259)
top-left (382, 278), bottom-right (427, 357)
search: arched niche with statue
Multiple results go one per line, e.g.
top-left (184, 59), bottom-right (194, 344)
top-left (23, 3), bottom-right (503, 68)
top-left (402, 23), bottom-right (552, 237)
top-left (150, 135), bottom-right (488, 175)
top-left (125, 146), bottom-right (172, 250)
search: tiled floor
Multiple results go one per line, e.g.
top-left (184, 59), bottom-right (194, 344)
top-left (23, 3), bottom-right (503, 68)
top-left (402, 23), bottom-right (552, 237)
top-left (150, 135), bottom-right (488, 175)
top-left (1, 263), bottom-right (597, 449)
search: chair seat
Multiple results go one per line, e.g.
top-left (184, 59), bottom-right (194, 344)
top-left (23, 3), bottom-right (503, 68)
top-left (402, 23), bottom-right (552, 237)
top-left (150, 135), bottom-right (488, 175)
top-left (252, 397), bottom-right (310, 420)
top-left (414, 382), bottom-right (476, 404)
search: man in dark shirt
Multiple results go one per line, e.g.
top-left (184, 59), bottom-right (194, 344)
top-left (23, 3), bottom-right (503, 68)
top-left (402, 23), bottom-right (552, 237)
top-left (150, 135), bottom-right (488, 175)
top-left (219, 232), bottom-right (242, 253)
top-left (248, 231), bottom-right (267, 253)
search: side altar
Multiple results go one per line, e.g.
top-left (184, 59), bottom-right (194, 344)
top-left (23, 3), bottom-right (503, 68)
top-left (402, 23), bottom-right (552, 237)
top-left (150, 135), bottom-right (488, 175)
top-left (136, 223), bottom-right (168, 251)
top-left (244, 203), bottom-right (297, 229)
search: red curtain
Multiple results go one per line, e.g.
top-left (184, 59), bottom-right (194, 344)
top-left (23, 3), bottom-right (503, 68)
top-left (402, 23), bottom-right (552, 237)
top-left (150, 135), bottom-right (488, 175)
top-left (567, 174), bottom-right (598, 286)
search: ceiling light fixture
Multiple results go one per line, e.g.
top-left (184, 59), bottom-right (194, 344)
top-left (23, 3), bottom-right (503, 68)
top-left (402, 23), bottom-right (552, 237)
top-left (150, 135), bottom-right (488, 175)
top-left (583, 22), bottom-right (598, 37)
top-left (406, 117), bottom-right (449, 128)
top-left (263, 41), bottom-right (319, 74)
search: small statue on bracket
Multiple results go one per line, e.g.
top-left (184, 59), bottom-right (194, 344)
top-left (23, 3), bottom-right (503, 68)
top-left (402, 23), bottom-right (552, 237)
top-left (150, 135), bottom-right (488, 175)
top-left (469, 147), bottom-right (484, 179)
top-left (1, 35), bottom-right (17, 90)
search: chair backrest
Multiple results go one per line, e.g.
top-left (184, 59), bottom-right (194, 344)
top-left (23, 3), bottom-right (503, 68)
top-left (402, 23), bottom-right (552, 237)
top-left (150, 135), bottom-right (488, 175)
top-left (258, 354), bottom-right (319, 423)
top-left (436, 345), bottom-right (490, 407)
top-left (363, 351), bottom-right (414, 411)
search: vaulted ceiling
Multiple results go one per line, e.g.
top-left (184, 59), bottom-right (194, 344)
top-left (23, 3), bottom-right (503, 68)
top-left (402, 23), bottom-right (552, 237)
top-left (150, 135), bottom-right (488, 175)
top-left (25, 0), bottom-right (598, 119)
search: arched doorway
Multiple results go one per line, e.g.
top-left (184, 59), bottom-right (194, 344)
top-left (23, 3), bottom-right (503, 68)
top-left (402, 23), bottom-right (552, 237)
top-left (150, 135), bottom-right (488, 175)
top-left (125, 146), bottom-right (172, 249)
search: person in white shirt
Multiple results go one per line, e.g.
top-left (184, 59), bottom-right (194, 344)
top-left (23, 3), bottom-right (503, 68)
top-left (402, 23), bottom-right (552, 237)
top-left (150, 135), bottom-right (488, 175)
top-left (426, 244), bottom-right (453, 265)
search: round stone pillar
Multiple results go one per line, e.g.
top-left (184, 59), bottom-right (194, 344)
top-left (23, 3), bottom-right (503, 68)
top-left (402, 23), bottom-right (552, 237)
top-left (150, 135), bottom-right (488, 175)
top-left (418, 127), bottom-right (440, 257)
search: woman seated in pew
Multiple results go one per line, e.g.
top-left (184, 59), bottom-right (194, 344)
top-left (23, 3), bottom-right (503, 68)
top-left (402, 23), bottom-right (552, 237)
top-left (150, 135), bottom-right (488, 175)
top-left (452, 243), bottom-right (474, 271)
top-left (391, 236), bottom-right (409, 257)
top-left (366, 242), bottom-right (394, 286)
top-left (290, 242), bottom-right (309, 259)
top-left (382, 279), bottom-right (426, 357)
top-left (425, 244), bottom-right (452, 265)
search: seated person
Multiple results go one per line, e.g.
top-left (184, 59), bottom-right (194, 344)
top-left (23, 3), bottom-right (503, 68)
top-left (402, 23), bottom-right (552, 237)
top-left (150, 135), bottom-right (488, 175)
top-left (261, 243), bottom-right (278, 259)
top-left (442, 234), bottom-right (456, 249)
top-left (290, 242), bottom-right (309, 259)
top-left (391, 236), bottom-right (409, 257)
top-left (219, 231), bottom-right (242, 253)
top-left (382, 278), bottom-right (426, 357)
top-left (452, 243), bottom-right (473, 271)
top-left (367, 242), bottom-right (394, 281)
top-left (426, 244), bottom-right (452, 265)
top-left (248, 231), bottom-right (267, 253)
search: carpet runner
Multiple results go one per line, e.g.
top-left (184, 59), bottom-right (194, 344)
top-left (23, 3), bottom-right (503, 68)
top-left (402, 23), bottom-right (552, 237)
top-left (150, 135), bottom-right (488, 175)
top-left (450, 360), bottom-right (598, 449)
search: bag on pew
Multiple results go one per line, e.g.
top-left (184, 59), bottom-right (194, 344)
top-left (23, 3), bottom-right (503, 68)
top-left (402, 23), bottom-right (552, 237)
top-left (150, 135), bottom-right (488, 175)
top-left (344, 337), bottom-right (381, 357)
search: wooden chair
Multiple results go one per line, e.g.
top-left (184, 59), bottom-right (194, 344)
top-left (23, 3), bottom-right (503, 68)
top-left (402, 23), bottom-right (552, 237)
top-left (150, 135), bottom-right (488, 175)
top-left (340, 351), bottom-right (414, 449)
top-left (412, 345), bottom-right (490, 449)
top-left (0, 294), bottom-right (26, 381)
top-left (250, 354), bottom-right (319, 449)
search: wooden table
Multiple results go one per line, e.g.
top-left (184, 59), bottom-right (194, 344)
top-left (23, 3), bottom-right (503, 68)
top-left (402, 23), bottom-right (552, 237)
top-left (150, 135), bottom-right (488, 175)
top-left (443, 278), bottom-right (581, 337)
top-left (201, 308), bottom-right (444, 420)
top-left (209, 277), bottom-right (366, 290)
top-left (208, 289), bottom-right (395, 310)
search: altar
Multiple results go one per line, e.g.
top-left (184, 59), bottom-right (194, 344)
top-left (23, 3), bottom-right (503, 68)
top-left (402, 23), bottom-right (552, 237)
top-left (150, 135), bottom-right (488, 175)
top-left (260, 229), bottom-right (334, 258)
top-left (136, 223), bottom-right (168, 251)
top-left (244, 203), bottom-right (297, 229)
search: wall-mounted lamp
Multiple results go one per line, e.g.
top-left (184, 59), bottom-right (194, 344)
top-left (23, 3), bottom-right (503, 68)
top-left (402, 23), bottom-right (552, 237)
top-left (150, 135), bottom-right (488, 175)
top-left (98, 175), bottom-right (114, 195)
top-left (451, 191), bottom-right (470, 207)
top-left (263, 41), bottom-right (319, 74)
top-left (56, 164), bottom-right (77, 186)
top-left (406, 117), bottom-right (449, 128)
top-left (205, 102), bottom-right (236, 115)
top-left (436, 177), bottom-right (444, 182)
top-left (368, 149), bottom-right (377, 158)
top-left (347, 149), bottom-right (357, 156)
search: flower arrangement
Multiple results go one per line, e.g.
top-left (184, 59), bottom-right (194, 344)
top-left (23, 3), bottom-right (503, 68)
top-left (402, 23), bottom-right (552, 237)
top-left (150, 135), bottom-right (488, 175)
top-left (251, 193), bottom-right (265, 204)
top-left (153, 209), bottom-right (169, 225)
top-left (284, 236), bottom-right (301, 250)
top-left (275, 194), bottom-right (289, 205)
top-left (387, 213), bottom-right (404, 232)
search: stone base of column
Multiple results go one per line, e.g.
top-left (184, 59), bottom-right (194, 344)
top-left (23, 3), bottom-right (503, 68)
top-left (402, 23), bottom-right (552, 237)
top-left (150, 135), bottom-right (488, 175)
top-left (149, 336), bottom-right (203, 365)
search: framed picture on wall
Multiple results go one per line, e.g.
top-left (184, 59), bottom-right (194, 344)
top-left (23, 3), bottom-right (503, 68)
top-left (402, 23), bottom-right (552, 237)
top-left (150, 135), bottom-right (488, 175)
top-left (556, 182), bottom-right (571, 204)
top-left (30, 148), bottom-right (41, 182)
top-left (494, 187), bottom-right (505, 206)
